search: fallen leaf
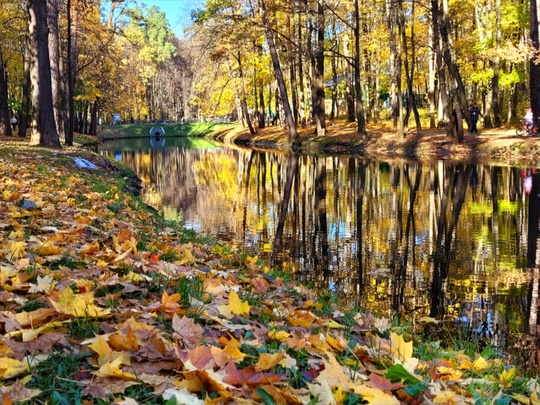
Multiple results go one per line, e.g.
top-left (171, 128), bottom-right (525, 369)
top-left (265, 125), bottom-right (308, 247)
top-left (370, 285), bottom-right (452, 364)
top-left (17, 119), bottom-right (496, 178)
top-left (390, 332), bottom-right (413, 362)
top-left (0, 357), bottom-right (29, 379)
top-left (255, 351), bottom-right (285, 372)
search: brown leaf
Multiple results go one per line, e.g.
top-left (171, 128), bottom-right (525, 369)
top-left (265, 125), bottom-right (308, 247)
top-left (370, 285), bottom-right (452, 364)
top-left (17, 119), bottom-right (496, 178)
top-left (172, 314), bottom-right (204, 349)
top-left (109, 328), bottom-right (140, 352)
top-left (222, 362), bottom-right (281, 386)
top-left (366, 372), bottom-right (404, 392)
top-left (3, 381), bottom-right (41, 402)
top-left (188, 345), bottom-right (214, 370)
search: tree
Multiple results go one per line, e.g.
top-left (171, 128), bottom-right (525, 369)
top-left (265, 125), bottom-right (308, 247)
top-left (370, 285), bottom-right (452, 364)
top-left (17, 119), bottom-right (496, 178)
top-left (0, 48), bottom-right (12, 136)
top-left (27, 0), bottom-right (61, 148)
top-left (260, 0), bottom-right (298, 142)
top-left (532, 0), bottom-right (540, 125)
top-left (47, 0), bottom-right (65, 140)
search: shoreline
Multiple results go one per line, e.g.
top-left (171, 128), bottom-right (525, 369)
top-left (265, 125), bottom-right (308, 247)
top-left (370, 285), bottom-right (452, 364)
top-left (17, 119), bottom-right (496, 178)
top-left (211, 121), bottom-right (540, 166)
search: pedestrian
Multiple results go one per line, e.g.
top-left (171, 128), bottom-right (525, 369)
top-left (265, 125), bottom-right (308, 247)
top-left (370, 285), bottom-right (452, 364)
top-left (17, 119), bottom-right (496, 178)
top-left (10, 116), bottom-right (17, 131)
top-left (525, 108), bottom-right (534, 131)
top-left (468, 102), bottom-right (481, 134)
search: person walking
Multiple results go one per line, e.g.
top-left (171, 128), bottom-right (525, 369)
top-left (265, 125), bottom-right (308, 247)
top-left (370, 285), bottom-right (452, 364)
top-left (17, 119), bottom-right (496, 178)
top-left (468, 102), bottom-right (481, 134)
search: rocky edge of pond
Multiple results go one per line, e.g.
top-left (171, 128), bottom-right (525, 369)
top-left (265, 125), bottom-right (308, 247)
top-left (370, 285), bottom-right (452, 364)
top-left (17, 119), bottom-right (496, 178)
top-left (212, 122), bottom-right (540, 166)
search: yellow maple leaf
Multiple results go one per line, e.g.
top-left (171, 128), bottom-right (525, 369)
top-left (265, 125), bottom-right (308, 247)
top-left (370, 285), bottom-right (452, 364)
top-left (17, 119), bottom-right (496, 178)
top-left (433, 390), bottom-right (463, 404)
top-left (288, 310), bottom-right (317, 327)
top-left (211, 344), bottom-right (246, 367)
top-left (325, 333), bottom-right (347, 352)
top-left (437, 366), bottom-right (463, 381)
top-left (499, 367), bottom-right (516, 387)
top-left (49, 287), bottom-right (111, 318)
top-left (352, 384), bottom-right (400, 405)
top-left (88, 335), bottom-right (113, 365)
top-left (268, 329), bottom-right (291, 342)
top-left (334, 386), bottom-right (345, 404)
top-left (36, 240), bottom-right (64, 256)
top-left (0, 357), bottom-right (29, 379)
top-left (217, 290), bottom-right (250, 319)
top-left (390, 332), bottom-right (413, 362)
top-left (95, 352), bottom-right (137, 380)
top-left (9, 241), bottom-right (26, 259)
top-left (326, 320), bottom-right (345, 329)
top-left (15, 308), bottom-right (56, 327)
top-left (471, 356), bottom-right (489, 373)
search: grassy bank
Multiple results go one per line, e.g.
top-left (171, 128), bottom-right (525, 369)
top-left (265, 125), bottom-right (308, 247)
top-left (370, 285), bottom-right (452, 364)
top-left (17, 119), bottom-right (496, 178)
top-left (0, 136), bottom-right (537, 404)
top-left (98, 122), bottom-right (232, 141)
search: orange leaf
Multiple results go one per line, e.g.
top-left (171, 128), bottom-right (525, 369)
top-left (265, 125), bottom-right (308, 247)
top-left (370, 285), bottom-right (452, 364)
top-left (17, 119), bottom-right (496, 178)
top-left (255, 352), bottom-right (286, 372)
top-left (108, 328), bottom-right (140, 352)
top-left (161, 290), bottom-right (181, 314)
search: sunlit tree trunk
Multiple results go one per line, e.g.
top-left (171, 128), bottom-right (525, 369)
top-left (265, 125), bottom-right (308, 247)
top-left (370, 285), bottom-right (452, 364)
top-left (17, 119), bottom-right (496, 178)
top-left (237, 56), bottom-right (256, 136)
top-left (297, 9), bottom-right (307, 127)
top-left (431, 0), bottom-right (450, 131)
top-left (531, 0), bottom-right (540, 124)
top-left (492, 0), bottom-right (501, 127)
top-left (67, 0), bottom-right (78, 145)
top-left (386, 0), bottom-right (400, 130)
top-left (428, 20), bottom-right (437, 129)
top-left (260, 0), bottom-right (298, 142)
top-left (47, 0), bottom-right (65, 141)
top-left (27, 0), bottom-right (61, 148)
top-left (398, 0), bottom-right (421, 133)
top-left (310, 0), bottom-right (326, 136)
top-left (353, 0), bottom-right (367, 135)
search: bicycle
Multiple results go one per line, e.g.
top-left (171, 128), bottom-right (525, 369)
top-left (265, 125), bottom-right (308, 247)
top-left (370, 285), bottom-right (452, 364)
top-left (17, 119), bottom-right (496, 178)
top-left (516, 121), bottom-right (539, 136)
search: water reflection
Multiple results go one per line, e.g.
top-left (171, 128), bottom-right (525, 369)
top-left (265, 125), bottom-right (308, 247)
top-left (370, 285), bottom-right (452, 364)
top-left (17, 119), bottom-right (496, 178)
top-left (100, 139), bottom-right (540, 362)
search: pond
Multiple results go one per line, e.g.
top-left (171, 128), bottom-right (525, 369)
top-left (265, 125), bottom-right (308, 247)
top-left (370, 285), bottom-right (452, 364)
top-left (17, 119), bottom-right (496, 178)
top-left (99, 137), bottom-right (540, 366)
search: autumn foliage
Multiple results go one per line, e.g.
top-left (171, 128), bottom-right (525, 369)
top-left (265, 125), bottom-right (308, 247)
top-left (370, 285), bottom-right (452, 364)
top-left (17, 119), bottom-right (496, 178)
top-left (0, 141), bottom-right (537, 403)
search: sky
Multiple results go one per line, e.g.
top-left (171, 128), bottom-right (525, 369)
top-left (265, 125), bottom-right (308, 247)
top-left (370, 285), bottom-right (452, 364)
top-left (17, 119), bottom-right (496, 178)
top-left (132, 0), bottom-right (203, 38)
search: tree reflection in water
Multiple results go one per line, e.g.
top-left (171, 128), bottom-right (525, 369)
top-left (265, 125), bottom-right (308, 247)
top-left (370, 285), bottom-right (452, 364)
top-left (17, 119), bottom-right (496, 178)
top-left (101, 141), bottom-right (539, 362)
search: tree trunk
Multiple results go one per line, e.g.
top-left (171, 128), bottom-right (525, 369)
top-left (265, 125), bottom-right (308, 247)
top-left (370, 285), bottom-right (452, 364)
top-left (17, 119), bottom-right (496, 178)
top-left (89, 99), bottom-right (98, 136)
top-left (260, 0), bottom-right (298, 142)
top-left (27, 0), bottom-right (61, 148)
top-left (0, 49), bottom-right (12, 137)
top-left (531, 0), bottom-right (540, 125)
top-left (19, 41), bottom-right (31, 138)
top-left (353, 0), bottom-right (367, 135)
top-left (310, 0), bottom-right (326, 136)
top-left (343, 35), bottom-right (355, 122)
top-left (287, 12), bottom-right (299, 126)
top-left (431, 0), bottom-right (450, 130)
top-left (428, 20), bottom-right (437, 129)
top-left (438, 0), bottom-right (469, 138)
top-left (67, 0), bottom-right (78, 144)
top-left (237, 55), bottom-right (256, 136)
top-left (398, 0), bottom-right (421, 133)
top-left (297, 9), bottom-right (307, 127)
top-left (47, 0), bottom-right (65, 141)
top-left (387, 0), bottom-right (399, 130)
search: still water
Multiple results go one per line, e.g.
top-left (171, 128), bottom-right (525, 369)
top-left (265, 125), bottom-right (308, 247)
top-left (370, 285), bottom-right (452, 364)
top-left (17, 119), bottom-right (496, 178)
top-left (99, 137), bottom-right (540, 364)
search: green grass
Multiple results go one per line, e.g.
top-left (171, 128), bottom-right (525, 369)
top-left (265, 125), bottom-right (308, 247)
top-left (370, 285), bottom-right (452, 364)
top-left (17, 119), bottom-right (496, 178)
top-left (98, 122), bottom-right (232, 140)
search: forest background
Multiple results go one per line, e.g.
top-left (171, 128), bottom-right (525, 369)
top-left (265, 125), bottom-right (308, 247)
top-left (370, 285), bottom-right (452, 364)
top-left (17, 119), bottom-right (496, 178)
top-left (0, 0), bottom-right (538, 149)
